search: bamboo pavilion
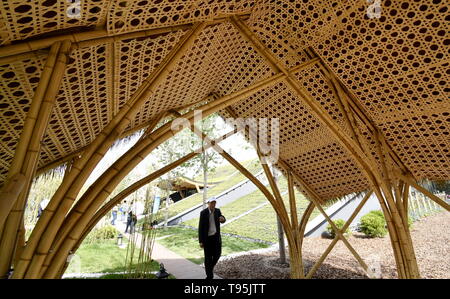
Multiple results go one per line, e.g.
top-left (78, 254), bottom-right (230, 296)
top-left (0, 0), bottom-right (448, 279)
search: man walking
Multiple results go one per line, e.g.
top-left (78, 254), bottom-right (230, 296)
top-left (198, 197), bottom-right (226, 279)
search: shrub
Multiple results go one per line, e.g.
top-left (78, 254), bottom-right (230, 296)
top-left (326, 219), bottom-right (350, 238)
top-left (85, 225), bottom-right (119, 243)
top-left (359, 210), bottom-right (387, 238)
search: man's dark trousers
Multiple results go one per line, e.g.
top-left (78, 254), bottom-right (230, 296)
top-left (204, 233), bottom-right (221, 279)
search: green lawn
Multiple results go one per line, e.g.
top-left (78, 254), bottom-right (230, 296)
top-left (154, 226), bottom-right (269, 264)
top-left (153, 159), bottom-right (262, 222)
top-left (65, 239), bottom-right (160, 274)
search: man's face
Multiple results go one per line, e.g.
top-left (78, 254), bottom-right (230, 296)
top-left (208, 201), bottom-right (216, 210)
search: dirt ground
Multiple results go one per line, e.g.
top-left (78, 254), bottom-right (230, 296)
top-left (215, 212), bottom-right (450, 279)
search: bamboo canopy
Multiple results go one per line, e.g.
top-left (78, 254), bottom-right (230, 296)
top-left (0, 0), bottom-right (448, 279)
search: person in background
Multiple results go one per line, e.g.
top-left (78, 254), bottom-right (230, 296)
top-left (125, 210), bottom-right (133, 233)
top-left (198, 197), bottom-right (226, 279)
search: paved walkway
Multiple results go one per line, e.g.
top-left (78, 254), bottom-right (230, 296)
top-left (115, 217), bottom-right (220, 279)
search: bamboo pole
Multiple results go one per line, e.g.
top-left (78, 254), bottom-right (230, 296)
top-left (41, 122), bottom-right (266, 278)
top-left (315, 51), bottom-right (421, 278)
top-left (287, 171), bottom-right (299, 232)
top-left (231, 15), bottom-right (381, 184)
top-left (37, 63), bottom-right (287, 277)
top-left (37, 58), bottom-right (291, 278)
top-left (0, 40), bottom-right (71, 279)
top-left (53, 129), bottom-right (239, 277)
top-left (257, 151), bottom-right (300, 276)
top-left (14, 23), bottom-right (208, 279)
top-left (306, 191), bottom-right (373, 278)
top-left (256, 151), bottom-right (291, 233)
top-left (194, 125), bottom-right (307, 278)
top-left (225, 105), bottom-right (371, 278)
top-left (0, 42), bottom-right (61, 226)
top-left (287, 170), bottom-right (303, 278)
top-left (0, 51), bottom-right (47, 66)
top-left (20, 53), bottom-right (323, 278)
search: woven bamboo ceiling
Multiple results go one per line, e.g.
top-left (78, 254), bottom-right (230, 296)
top-left (0, 0), bottom-right (448, 201)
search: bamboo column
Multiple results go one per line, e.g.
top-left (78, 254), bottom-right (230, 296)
top-left (0, 174), bottom-right (26, 229)
top-left (13, 23), bottom-right (208, 279)
top-left (37, 67), bottom-right (287, 278)
top-left (0, 40), bottom-right (71, 279)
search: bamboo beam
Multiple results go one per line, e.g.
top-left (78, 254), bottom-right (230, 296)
top-left (398, 174), bottom-right (450, 212)
top-left (308, 47), bottom-right (411, 176)
top-left (306, 191), bottom-right (373, 279)
top-left (230, 16), bottom-right (379, 182)
top-left (35, 113), bottom-right (170, 177)
top-left (0, 51), bottom-right (47, 66)
top-left (0, 40), bottom-right (71, 279)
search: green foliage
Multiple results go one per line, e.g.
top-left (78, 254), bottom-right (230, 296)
top-left (326, 219), bottom-right (350, 238)
top-left (85, 225), bottom-right (119, 244)
top-left (359, 210), bottom-right (387, 238)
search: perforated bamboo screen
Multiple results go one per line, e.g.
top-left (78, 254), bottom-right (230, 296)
top-left (0, 0), bottom-right (448, 202)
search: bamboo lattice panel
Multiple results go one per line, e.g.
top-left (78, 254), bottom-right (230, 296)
top-left (0, 0), bottom-right (448, 201)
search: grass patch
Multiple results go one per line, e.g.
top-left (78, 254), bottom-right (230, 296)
top-left (154, 226), bottom-right (269, 264)
top-left (65, 239), bottom-right (160, 274)
top-left (183, 175), bottom-right (320, 242)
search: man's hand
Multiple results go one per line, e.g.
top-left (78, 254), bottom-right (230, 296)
top-left (219, 216), bottom-right (225, 223)
top-left (199, 243), bottom-right (204, 248)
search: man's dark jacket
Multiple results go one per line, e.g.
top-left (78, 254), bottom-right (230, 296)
top-left (198, 208), bottom-right (226, 245)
